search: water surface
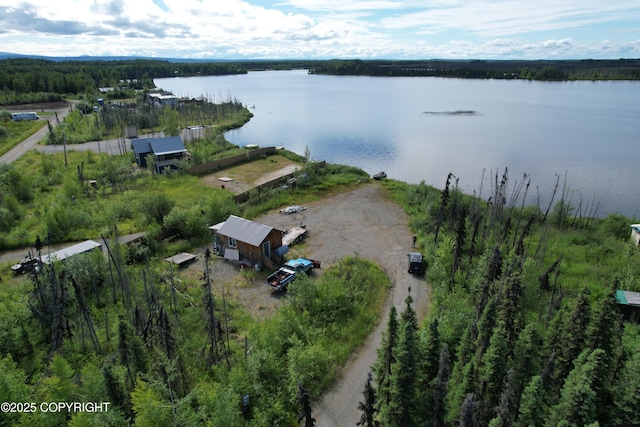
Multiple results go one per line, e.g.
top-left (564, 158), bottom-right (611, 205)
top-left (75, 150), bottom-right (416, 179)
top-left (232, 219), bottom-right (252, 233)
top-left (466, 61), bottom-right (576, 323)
top-left (156, 71), bottom-right (640, 218)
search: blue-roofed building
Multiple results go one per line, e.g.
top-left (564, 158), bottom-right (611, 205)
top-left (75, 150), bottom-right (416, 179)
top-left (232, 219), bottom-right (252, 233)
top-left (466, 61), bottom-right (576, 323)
top-left (131, 136), bottom-right (188, 173)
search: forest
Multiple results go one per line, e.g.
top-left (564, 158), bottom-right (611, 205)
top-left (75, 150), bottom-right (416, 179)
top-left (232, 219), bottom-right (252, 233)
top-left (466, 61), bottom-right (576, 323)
top-left (359, 173), bottom-right (640, 427)
top-left (309, 59), bottom-right (640, 80)
top-left (3, 57), bottom-right (640, 106)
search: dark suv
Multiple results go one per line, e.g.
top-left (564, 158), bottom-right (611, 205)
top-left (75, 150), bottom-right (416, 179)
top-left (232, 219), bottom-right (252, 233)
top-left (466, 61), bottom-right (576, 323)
top-left (408, 252), bottom-right (426, 275)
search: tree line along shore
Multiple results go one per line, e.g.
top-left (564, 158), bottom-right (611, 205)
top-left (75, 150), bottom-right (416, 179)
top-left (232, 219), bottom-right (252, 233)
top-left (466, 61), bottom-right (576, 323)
top-left (1, 57), bottom-right (639, 106)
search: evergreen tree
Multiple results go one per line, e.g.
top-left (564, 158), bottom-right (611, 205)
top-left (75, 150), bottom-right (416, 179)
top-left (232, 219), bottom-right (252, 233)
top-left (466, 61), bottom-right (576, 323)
top-left (448, 322), bottom-right (478, 421)
top-left (431, 344), bottom-right (450, 427)
top-left (357, 372), bottom-right (379, 427)
top-left (449, 359), bottom-right (478, 423)
top-left (118, 317), bottom-right (148, 389)
top-left (487, 245), bottom-right (503, 283)
top-left (415, 317), bottom-right (441, 422)
top-left (384, 293), bottom-right (419, 427)
top-left (613, 350), bottom-right (640, 427)
top-left (553, 287), bottom-right (592, 395)
top-left (374, 305), bottom-right (398, 414)
top-left (516, 375), bottom-right (546, 427)
top-left (511, 323), bottom-right (542, 403)
top-left (458, 393), bottom-right (479, 427)
top-left (587, 288), bottom-right (623, 425)
top-left (491, 368), bottom-right (517, 427)
top-left (547, 348), bottom-right (605, 427)
top-left (588, 287), bottom-right (623, 356)
top-left (474, 297), bottom-right (497, 364)
top-left (496, 272), bottom-right (524, 348)
top-left (102, 364), bottom-right (126, 409)
top-left (478, 320), bottom-right (509, 424)
top-left (421, 317), bottom-right (441, 383)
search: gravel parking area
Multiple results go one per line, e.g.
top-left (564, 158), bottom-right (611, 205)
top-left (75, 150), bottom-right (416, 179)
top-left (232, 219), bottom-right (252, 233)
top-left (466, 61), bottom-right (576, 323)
top-left (188, 181), bottom-right (429, 426)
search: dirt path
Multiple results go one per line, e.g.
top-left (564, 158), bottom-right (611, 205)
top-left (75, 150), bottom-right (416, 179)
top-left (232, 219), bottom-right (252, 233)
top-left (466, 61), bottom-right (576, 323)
top-left (256, 182), bottom-right (430, 426)
top-left (0, 103), bottom-right (74, 164)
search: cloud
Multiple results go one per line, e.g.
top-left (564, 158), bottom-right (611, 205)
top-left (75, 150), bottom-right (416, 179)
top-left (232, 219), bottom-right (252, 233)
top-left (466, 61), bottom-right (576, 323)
top-left (379, 1), bottom-right (640, 37)
top-left (0, 0), bottom-right (638, 59)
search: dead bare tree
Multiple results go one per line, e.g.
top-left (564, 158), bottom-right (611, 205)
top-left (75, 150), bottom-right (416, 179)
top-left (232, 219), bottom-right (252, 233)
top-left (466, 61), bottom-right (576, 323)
top-left (541, 174), bottom-right (560, 224)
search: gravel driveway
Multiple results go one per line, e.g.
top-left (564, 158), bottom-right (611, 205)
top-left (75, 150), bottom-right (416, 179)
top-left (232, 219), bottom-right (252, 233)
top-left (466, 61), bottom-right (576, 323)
top-left (257, 181), bottom-right (430, 426)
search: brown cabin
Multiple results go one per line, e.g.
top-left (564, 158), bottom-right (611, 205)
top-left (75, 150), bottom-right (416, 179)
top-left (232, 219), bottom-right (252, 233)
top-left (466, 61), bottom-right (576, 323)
top-left (214, 215), bottom-right (283, 269)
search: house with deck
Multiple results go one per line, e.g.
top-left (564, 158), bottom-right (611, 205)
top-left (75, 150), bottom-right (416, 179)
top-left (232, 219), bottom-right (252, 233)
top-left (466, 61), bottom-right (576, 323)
top-left (214, 215), bottom-right (284, 269)
top-left (131, 136), bottom-right (188, 173)
top-left (145, 92), bottom-right (178, 108)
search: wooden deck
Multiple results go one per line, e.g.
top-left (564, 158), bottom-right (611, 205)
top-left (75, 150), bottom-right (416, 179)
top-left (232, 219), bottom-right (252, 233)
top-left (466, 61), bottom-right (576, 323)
top-left (165, 252), bottom-right (197, 267)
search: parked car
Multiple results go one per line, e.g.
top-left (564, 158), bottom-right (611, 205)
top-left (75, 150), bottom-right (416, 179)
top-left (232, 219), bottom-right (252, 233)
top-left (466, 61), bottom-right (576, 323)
top-left (11, 256), bottom-right (42, 275)
top-left (408, 251), bottom-right (426, 275)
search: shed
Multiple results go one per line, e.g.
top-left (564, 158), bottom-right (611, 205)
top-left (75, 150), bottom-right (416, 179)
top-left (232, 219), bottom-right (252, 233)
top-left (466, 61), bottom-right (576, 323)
top-left (616, 290), bottom-right (640, 323)
top-left (40, 240), bottom-right (102, 265)
top-left (630, 224), bottom-right (640, 246)
top-left (215, 215), bottom-right (283, 268)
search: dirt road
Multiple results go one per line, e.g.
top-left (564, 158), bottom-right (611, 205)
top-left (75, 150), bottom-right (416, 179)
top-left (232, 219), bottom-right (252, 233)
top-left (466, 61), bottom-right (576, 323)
top-left (257, 182), bottom-right (430, 426)
top-left (0, 103), bottom-right (74, 164)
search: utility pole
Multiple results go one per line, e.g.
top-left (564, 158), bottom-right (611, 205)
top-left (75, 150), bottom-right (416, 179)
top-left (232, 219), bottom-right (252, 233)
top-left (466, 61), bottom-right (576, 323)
top-left (59, 124), bottom-right (68, 167)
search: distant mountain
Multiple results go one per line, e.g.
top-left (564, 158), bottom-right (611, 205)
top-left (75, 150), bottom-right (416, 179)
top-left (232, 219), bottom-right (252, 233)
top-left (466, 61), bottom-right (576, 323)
top-left (0, 52), bottom-right (235, 63)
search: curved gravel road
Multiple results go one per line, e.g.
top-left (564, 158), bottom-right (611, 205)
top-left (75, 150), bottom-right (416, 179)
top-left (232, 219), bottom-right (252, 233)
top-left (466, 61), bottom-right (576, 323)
top-left (257, 182), bottom-right (430, 426)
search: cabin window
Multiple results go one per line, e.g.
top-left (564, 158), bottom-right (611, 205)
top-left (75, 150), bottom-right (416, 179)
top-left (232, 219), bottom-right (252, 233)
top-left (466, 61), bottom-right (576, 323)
top-left (229, 238), bottom-right (237, 248)
top-left (263, 241), bottom-right (271, 258)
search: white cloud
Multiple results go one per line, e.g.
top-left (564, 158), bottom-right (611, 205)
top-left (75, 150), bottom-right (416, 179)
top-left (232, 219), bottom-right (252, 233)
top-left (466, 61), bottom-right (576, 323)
top-left (379, 1), bottom-right (640, 37)
top-left (0, 0), bottom-right (639, 58)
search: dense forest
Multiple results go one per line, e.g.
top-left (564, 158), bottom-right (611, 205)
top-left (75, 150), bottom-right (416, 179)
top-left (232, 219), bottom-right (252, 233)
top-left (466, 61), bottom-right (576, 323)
top-left (309, 59), bottom-right (640, 80)
top-left (360, 173), bottom-right (640, 426)
top-left (0, 58), bottom-right (252, 105)
top-left (3, 57), bottom-right (640, 106)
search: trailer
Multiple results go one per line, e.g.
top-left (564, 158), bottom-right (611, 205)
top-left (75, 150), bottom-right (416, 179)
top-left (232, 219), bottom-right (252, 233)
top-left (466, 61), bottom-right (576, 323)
top-left (11, 112), bottom-right (39, 121)
top-left (282, 226), bottom-right (307, 246)
top-left (11, 240), bottom-right (102, 275)
top-left (266, 257), bottom-right (318, 291)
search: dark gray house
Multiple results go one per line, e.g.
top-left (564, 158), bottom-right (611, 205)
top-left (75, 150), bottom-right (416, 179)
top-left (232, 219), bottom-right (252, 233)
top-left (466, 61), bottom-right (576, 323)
top-left (131, 136), bottom-right (188, 173)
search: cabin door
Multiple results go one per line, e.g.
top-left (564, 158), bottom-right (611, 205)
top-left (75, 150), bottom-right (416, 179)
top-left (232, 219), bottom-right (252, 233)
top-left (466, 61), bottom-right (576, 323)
top-left (263, 241), bottom-right (271, 258)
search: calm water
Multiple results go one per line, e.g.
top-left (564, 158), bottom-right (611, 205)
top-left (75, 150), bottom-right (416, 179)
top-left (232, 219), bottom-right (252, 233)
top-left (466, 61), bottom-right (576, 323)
top-left (156, 70), bottom-right (640, 218)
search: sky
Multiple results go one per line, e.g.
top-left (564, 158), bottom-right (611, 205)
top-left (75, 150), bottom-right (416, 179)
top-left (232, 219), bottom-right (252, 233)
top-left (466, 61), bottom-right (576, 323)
top-left (0, 0), bottom-right (639, 60)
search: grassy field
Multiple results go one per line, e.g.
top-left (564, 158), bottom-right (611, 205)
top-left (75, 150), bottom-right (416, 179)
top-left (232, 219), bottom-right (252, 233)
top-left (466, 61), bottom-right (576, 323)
top-left (0, 118), bottom-right (46, 157)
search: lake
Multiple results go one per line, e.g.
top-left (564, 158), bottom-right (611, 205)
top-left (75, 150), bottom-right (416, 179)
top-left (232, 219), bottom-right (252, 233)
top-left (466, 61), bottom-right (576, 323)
top-left (156, 70), bottom-right (640, 218)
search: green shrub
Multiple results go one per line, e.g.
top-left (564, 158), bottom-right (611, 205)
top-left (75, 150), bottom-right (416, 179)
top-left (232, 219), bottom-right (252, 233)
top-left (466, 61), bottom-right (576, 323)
top-left (142, 192), bottom-right (174, 224)
top-left (599, 214), bottom-right (633, 241)
top-left (0, 110), bottom-right (12, 122)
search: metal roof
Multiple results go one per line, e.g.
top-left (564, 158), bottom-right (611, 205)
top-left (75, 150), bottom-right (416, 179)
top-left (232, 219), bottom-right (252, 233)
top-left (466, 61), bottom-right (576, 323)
top-left (616, 290), bottom-right (640, 307)
top-left (131, 136), bottom-right (186, 156)
top-left (41, 240), bottom-right (102, 264)
top-left (216, 215), bottom-right (273, 247)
